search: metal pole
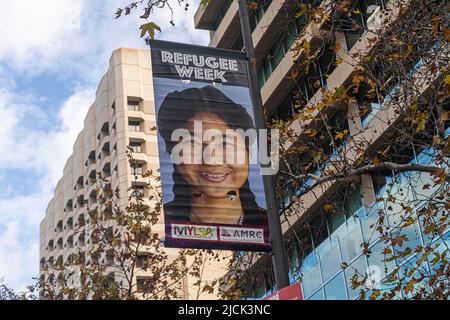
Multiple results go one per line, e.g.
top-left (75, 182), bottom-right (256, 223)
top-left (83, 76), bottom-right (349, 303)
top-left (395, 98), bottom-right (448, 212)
top-left (237, 0), bottom-right (290, 290)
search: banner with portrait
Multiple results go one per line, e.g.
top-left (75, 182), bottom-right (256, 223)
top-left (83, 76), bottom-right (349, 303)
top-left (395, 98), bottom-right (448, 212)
top-left (149, 39), bottom-right (271, 251)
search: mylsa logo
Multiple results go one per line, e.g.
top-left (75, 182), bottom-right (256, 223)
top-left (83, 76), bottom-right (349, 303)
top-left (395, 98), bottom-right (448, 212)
top-left (172, 224), bottom-right (218, 241)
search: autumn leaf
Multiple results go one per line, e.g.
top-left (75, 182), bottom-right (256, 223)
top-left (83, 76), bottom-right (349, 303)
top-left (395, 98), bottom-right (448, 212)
top-left (392, 235), bottom-right (409, 247)
top-left (140, 22), bottom-right (161, 39)
top-left (247, 1), bottom-right (258, 10)
top-left (286, 68), bottom-right (300, 80)
top-left (295, 4), bottom-right (309, 18)
top-left (444, 26), bottom-right (450, 41)
top-left (200, 0), bottom-right (212, 6)
top-left (369, 289), bottom-right (381, 300)
top-left (433, 16), bottom-right (439, 34)
top-left (302, 40), bottom-right (311, 52)
top-left (431, 168), bottom-right (446, 184)
top-left (304, 128), bottom-right (318, 138)
top-left (414, 111), bottom-right (429, 132)
top-left (140, 8), bottom-right (151, 19)
top-left (324, 203), bottom-right (334, 213)
top-left (335, 130), bottom-right (348, 140)
top-left (334, 42), bottom-right (341, 53)
top-left (444, 75), bottom-right (450, 86)
top-left (114, 8), bottom-right (123, 19)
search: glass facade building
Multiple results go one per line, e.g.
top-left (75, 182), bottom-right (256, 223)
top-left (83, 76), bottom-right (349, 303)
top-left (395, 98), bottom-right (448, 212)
top-left (246, 144), bottom-right (450, 300)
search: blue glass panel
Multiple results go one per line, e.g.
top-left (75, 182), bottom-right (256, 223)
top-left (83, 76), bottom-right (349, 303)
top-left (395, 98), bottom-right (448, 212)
top-left (392, 221), bottom-right (422, 264)
top-left (360, 202), bottom-right (383, 243)
top-left (399, 255), bottom-right (429, 299)
top-left (345, 254), bottom-right (367, 300)
top-left (338, 216), bottom-right (364, 263)
top-left (300, 252), bottom-right (322, 297)
top-left (324, 272), bottom-right (347, 300)
top-left (367, 240), bottom-right (396, 282)
top-left (361, 101), bottom-right (381, 127)
top-left (317, 237), bottom-right (341, 281)
top-left (307, 288), bottom-right (325, 300)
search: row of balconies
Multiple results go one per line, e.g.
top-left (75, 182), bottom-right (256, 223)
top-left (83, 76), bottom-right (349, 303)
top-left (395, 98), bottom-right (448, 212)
top-left (41, 95), bottom-right (158, 280)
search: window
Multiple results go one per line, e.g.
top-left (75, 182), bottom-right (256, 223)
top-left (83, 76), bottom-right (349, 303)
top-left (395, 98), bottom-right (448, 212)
top-left (137, 253), bottom-right (152, 268)
top-left (131, 164), bottom-right (144, 176)
top-left (132, 185), bottom-right (145, 197)
top-left (66, 217), bottom-right (73, 231)
top-left (136, 277), bottom-right (154, 293)
top-left (77, 232), bottom-right (85, 246)
top-left (301, 253), bottom-right (322, 297)
top-left (372, 171), bottom-right (394, 198)
top-left (128, 121), bottom-right (141, 132)
top-left (357, 85), bottom-right (382, 127)
top-left (47, 240), bottom-right (54, 252)
top-left (56, 220), bottom-right (63, 233)
top-left (268, 94), bottom-right (295, 123)
top-left (127, 100), bottom-right (140, 111)
top-left (345, 254), bottom-right (367, 300)
top-left (249, 0), bottom-right (273, 31)
top-left (130, 141), bottom-right (143, 153)
top-left (324, 272), bottom-right (347, 300)
top-left (343, 0), bottom-right (388, 51)
top-left (317, 237), bottom-right (341, 282)
top-left (308, 288), bottom-right (325, 300)
top-left (257, 15), bottom-right (308, 88)
top-left (230, 33), bottom-right (244, 51)
top-left (40, 257), bottom-right (46, 269)
top-left (210, 0), bottom-right (233, 31)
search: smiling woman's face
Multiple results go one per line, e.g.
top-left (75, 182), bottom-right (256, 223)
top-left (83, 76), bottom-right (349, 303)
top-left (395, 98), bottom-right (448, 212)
top-left (174, 111), bottom-right (250, 199)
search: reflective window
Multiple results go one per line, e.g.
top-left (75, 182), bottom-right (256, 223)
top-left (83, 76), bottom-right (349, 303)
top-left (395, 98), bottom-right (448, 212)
top-left (360, 203), bottom-right (383, 244)
top-left (324, 272), bottom-right (347, 300)
top-left (391, 221), bottom-right (422, 264)
top-left (367, 240), bottom-right (396, 282)
top-left (339, 216), bottom-right (363, 263)
top-left (301, 252), bottom-right (322, 297)
top-left (345, 254), bottom-right (367, 300)
top-left (307, 288), bottom-right (325, 300)
top-left (317, 237), bottom-right (341, 282)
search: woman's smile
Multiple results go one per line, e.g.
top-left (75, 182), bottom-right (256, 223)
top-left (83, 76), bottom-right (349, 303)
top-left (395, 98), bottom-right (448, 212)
top-left (200, 171), bottom-right (231, 183)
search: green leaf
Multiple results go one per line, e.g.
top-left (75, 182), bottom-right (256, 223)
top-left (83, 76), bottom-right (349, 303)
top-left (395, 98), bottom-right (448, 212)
top-left (200, 0), bottom-right (212, 7)
top-left (140, 22), bottom-right (161, 39)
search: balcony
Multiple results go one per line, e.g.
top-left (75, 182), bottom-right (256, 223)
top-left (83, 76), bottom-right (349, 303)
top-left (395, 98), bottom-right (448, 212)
top-left (194, 0), bottom-right (229, 30)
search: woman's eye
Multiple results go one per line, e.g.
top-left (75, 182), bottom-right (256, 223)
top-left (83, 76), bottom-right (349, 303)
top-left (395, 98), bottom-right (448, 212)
top-left (223, 141), bottom-right (235, 147)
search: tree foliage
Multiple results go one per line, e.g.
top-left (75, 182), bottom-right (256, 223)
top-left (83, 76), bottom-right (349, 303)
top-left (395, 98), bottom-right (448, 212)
top-left (33, 150), bottom-right (223, 300)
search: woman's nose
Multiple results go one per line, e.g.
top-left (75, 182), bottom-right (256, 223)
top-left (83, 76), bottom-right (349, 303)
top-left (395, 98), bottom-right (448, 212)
top-left (202, 143), bottom-right (225, 165)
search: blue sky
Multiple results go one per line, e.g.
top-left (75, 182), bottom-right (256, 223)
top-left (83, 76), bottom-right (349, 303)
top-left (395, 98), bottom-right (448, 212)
top-left (0, 0), bottom-right (209, 291)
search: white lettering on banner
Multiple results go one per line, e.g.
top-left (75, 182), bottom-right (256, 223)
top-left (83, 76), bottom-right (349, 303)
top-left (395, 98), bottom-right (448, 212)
top-left (172, 224), bottom-right (218, 241)
top-left (219, 226), bottom-right (265, 243)
top-left (160, 50), bottom-right (239, 82)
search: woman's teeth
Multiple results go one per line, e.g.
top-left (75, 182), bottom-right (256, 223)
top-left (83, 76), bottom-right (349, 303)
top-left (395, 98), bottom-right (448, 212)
top-left (201, 173), bottom-right (226, 178)
top-left (200, 172), bottom-right (228, 182)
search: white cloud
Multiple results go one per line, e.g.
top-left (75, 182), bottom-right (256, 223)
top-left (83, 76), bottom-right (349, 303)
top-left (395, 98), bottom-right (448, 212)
top-left (0, 0), bottom-right (210, 292)
top-left (0, 86), bottom-right (93, 291)
top-left (0, 0), bottom-right (84, 70)
top-left (0, 0), bottom-right (209, 82)
top-left (0, 221), bottom-right (39, 290)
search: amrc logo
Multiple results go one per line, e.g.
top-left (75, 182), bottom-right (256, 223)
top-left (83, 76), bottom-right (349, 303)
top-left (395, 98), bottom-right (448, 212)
top-left (172, 224), bottom-right (218, 241)
top-left (220, 227), bottom-right (264, 244)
